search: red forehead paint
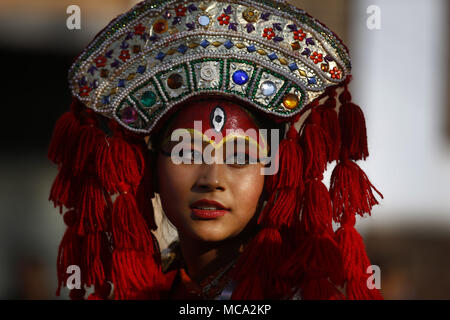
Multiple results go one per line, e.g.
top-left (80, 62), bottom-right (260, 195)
top-left (163, 99), bottom-right (267, 150)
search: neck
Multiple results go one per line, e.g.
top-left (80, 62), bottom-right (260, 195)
top-left (178, 233), bottom-right (245, 284)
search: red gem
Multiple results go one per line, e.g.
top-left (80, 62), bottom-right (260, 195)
top-left (153, 20), bottom-right (167, 33)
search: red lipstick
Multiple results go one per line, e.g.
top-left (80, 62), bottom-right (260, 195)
top-left (190, 199), bottom-right (230, 219)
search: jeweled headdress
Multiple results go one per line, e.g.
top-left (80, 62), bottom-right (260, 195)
top-left (49, 0), bottom-right (383, 300)
top-left (69, 0), bottom-right (350, 133)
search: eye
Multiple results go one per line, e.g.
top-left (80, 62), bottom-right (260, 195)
top-left (179, 148), bottom-right (202, 163)
top-left (226, 152), bottom-right (256, 166)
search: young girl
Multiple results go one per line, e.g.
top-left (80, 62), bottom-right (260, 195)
top-left (48, 0), bottom-right (383, 300)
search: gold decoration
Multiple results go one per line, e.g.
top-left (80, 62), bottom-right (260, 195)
top-left (242, 7), bottom-right (259, 22)
top-left (235, 43), bottom-right (246, 49)
top-left (278, 58), bottom-right (288, 65)
top-left (166, 48), bottom-right (177, 55)
top-left (282, 93), bottom-right (299, 109)
top-left (212, 41), bottom-right (223, 47)
top-left (298, 69), bottom-right (307, 77)
top-left (257, 49), bottom-right (267, 55)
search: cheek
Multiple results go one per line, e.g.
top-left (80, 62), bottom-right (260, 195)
top-left (156, 155), bottom-right (195, 223)
top-left (228, 166), bottom-right (265, 220)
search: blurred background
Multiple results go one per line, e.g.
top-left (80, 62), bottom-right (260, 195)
top-left (0, 0), bottom-right (448, 299)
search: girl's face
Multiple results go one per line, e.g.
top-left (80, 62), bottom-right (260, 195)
top-left (155, 100), bottom-right (267, 242)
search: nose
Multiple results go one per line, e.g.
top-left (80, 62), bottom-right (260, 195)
top-left (193, 163), bottom-right (226, 192)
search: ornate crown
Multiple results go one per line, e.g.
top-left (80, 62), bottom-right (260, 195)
top-left (69, 0), bottom-right (351, 133)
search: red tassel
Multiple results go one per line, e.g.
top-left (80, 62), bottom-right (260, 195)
top-left (111, 249), bottom-right (160, 299)
top-left (299, 109), bottom-right (331, 180)
top-left (49, 167), bottom-right (81, 212)
top-left (334, 218), bottom-right (371, 280)
top-left (338, 84), bottom-right (369, 161)
top-left (48, 98), bottom-right (83, 166)
top-left (82, 232), bottom-right (109, 287)
top-left (316, 97), bottom-right (341, 163)
top-left (73, 116), bottom-right (105, 176)
top-left (231, 228), bottom-right (283, 299)
top-left (96, 124), bottom-right (145, 193)
top-left (330, 159), bottom-right (383, 222)
top-left (56, 210), bottom-right (83, 296)
top-left (112, 191), bottom-right (153, 251)
top-left (299, 180), bottom-right (333, 234)
top-left (281, 232), bottom-right (341, 282)
top-left (135, 142), bottom-right (157, 231)
top-left (77, 177), bottom-right (109, 235)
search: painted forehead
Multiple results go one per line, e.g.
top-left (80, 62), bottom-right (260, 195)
top-left (162, 99), bottom-right (267, 150)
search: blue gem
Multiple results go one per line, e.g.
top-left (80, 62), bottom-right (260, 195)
top-left (308, 77), bottom-right (317, 85)
top-left (247, 45), bottom-right (256, 53)
top-left (101, 96), bottom-right (110, 105)
top-left (232, 70), bottom-right (249, 85)
top-left (224, 40), bottom-right (234, 49)
top-left (178, 44), bottom-right (188, 54)
top-left (156, 52), bottom-right (165, 61)
top-left (118, 79), bottom-right (125, 87)
top-left (137, 65), bottom-right (146, 74)
top-left (288, 63), bottom-right (298, 71)
top-left (200, 39), bottom-right (210, 48)
top-left (268, 53), bottom-right (278, 61)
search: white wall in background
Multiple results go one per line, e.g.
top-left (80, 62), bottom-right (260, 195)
top-left (348, 0), bottom-right (450, 231)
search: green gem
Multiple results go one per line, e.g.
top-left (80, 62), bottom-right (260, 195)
top-left (140, 91), bottom-right (157, 107)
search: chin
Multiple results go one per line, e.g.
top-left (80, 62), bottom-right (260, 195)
top-left (189, 223), bottom-right (230, 242)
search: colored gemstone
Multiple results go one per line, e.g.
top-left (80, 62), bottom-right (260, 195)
top-left (298, 69), bottom-right (307, 77)
top-left (132, 45), bottom-right (141, 53)
top-left (140, 91), bottom-right (157, 107)
top-left (200, 39), bottom-right (210, 48)
top-left (260, 81), bottom-right (277, 96)
top-left (212, 41), bottom-right (222, 47)
top-left (321, 63), bottom-right (329, 72)
top-left (268, 53), bottom-right (278, 61)
top-left (243, 8), bottom-right (259, 22)
top-left (283, 94), bottom-right (299, 109)
top-left (247, 45), bottom-right (256, 52)
top-left (224, 40), bottom-right (234, 49)
top-left (137, 65), bottom-right (146, 74)
top-left (198, 15), bottom-right (210, 26)
top-left (118, 79), bottom-right (125, 87)
top-left (232, 70), bottom-right (249, 85)
top-left (291, 42), bottom-right (301, 50)
top-left (257, 49), bottom-right (267, 55)
top-left (156, 52), bottom-right (166, 61)
top-left (178, 44), bottom-right (188, 54)
top-left (278, 58), bottom-right (288, 65)
top-left (288, 62), bottom-right (298, 71)
top-left (101, 96), bottom-right (110, 105)
top-left (308, 77), bottom-right (317, 84)
top-left (122, 106), bottom-right (138, 124)
top-left (167, 73), bottom-right (183, 89)
top-left (153, 20), bottom-right (168, 33)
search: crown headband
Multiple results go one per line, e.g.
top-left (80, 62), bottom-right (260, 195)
top-left (69, 0), bottom-right (351, 133)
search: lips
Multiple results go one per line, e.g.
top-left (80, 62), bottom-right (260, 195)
top-left (190, 199), bottom-right (230, 219)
